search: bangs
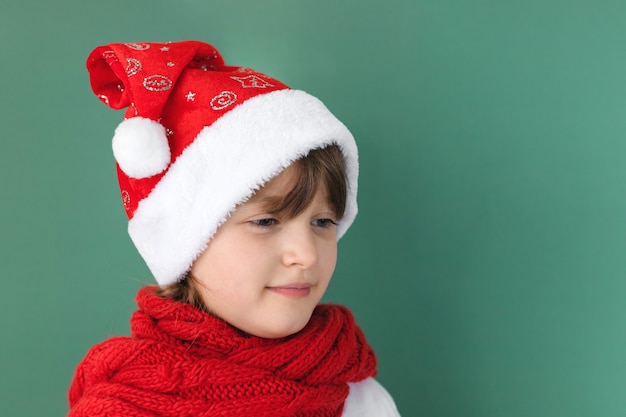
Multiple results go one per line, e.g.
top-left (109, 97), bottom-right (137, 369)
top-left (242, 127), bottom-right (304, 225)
top-left (263, 145), bottom-right (347, 219)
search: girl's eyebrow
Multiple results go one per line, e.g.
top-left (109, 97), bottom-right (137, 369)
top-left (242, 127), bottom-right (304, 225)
top-left (240, 193), bottom-right (283, 210)
top-left (255, 195), bottom-right (286, 213)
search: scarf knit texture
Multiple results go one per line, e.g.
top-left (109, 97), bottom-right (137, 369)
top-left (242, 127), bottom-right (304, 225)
top-left (68, 287), bottom-right (377, 417)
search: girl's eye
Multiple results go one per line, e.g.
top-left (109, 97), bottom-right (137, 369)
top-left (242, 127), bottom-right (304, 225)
top-left (252, 218), bottom-right (277, 227)
top-left (313, 218), bottom-right (338, 228)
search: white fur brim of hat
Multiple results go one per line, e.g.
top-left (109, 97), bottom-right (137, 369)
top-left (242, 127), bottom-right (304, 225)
top-left (128, 89), bottom-right (359, 285)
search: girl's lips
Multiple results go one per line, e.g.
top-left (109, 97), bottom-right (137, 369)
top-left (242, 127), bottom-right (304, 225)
top-left (267, 285), bottom-right (312, 298)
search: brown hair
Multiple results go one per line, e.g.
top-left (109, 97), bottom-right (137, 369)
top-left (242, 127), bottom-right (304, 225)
top-left (157, 144), bottom-right (347, 308)
top-left (156, 272), bottom-right (208, 312)
top-left (264, 144), bottom-right (347, 220)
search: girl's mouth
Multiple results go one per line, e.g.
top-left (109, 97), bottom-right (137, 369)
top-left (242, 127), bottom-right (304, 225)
top-left (267, 284), bottom-right (312, 298)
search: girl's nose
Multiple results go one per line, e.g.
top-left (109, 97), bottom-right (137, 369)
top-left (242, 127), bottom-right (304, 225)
top-left (281, 226), bottom-right (318, 269)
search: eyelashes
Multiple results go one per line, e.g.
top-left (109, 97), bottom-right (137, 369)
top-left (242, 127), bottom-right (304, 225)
top-left (251, 218), bottom-right (277, 228)
top-left (249, 217), bottom-right (337, 229)
top-left (312, 218), bottom-right (338, 228)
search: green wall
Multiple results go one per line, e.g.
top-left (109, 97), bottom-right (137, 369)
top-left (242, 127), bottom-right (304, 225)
top-left (2, 1), bottom-right (626, 416)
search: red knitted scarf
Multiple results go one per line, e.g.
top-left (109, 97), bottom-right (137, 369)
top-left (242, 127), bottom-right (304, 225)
top-left (68, 287), bottom-right (377, 417)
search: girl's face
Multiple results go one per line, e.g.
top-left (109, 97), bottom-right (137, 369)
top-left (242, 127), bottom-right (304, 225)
top-left (190, 164), bottom-right (339, 339)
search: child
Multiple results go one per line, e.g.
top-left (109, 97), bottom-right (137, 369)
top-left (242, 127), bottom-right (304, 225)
top-left (68, 40), bottom-right (400, 417)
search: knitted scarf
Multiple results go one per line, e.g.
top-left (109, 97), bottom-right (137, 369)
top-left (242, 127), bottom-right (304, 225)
top-left (68, 286), bottom-right (377, 417)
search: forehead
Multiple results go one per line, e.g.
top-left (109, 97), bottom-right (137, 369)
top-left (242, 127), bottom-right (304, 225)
top-left (248, 164), bottom-right (300, 202)
top-left (242, 162), bottom-right (331, 215)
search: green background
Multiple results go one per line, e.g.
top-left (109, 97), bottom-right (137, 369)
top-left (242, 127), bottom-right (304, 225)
top-left (2, 0), bottom-right (626, 416)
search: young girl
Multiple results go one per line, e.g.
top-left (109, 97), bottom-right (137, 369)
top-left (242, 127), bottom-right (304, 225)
top-left (68, 40), bottom-right (400, 416)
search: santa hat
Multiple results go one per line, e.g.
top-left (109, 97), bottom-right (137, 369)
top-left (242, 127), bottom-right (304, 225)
top-left (86, 40), bottom-right (358, 285)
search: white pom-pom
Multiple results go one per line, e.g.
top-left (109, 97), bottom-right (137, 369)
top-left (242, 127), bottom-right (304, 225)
top-left (112, 117), bottom-right (171, 179)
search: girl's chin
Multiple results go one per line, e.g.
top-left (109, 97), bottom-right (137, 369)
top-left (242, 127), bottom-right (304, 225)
top-left (248, 317), bottom-right (312, 339)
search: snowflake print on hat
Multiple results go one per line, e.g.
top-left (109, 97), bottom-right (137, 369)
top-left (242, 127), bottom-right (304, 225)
top-left (125, 43), bottom-right (150, 51)
top-left (231, 75), bottom-right (273, 88)
top-left (102, 50), bottom-right (117, 61)
top-left (125, 58), bottom-right (142, 77)
top-left (210, 91), bottom-right (237, 110)
top-left (121, 190), bottom-right (131, 212)
top-left (142, 75), bottom-right (173, 92)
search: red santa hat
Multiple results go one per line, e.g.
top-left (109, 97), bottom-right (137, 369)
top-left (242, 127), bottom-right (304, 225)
top-left (86, 40), bottom-right (358, 285)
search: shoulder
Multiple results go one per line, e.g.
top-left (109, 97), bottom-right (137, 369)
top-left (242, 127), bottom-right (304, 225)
top-left (76, 336), bottom-right (142, 372)
top-left (69, 336), bottom-right (147, 405)
top-left (343, 377), bottom-right (401, 417)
